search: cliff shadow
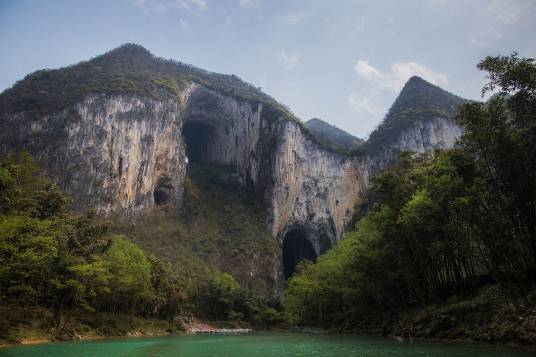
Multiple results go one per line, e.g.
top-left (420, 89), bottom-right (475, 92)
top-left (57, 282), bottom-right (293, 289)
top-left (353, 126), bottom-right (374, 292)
top-left (282, 228), bottom-right (317, 280)
top-left (182, 120), bottom-right (217, 165)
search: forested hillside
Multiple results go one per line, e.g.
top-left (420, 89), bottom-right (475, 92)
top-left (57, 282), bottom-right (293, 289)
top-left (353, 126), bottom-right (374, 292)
top-left (0, 44), bottom-right (278, 115)
top-left (305, 118), bottom-right (364, 153)
top-left (285, 53), bottom-right (536, 344)
top-left (0, 155), bottom-right (283, 344)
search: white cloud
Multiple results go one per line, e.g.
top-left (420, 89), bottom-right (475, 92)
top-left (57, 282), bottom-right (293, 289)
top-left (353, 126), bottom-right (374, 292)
top-left (278, 50), bottom-right (300, 70)
top-left (469, 0), bottom-right (536, 47)
top-left (470, 37), bottom-right (486, 47)
top-left (237, 0), bottom-right (260, 8)
top-left (389, 62), bottom-right (448, 91)
top-left (353, 60), bottom-right (448, 92)
top-left (487, 0), bottom-right (536, 25)
top-left (129, 0), bottom-right (207, 12)
top-left (354, 60), bottom-right (383, 82)
top-left (347, 93), bottom-right (383, 136)
top-left (279, 13), bottom-right (305, 25)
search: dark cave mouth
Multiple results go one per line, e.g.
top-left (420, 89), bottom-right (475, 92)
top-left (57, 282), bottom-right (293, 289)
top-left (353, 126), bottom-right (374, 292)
top-left (182, 121), bottom-right (217, 165)
top-left (153, 176), bottom-right (174, 206)
top-left (282, 229), bottom-right (317, 280)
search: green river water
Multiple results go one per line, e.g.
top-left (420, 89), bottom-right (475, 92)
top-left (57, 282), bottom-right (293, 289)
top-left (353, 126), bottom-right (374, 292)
top-left (0, 332), bottom-right (531, 356)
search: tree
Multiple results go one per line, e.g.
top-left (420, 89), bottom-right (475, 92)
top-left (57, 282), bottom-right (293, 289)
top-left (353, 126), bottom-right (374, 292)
top-left (104, 236), bottom-right (153, 312)
top-left (455, 53), bottom-right (536, 290)
top-left (148, 256), bottom-right (185, 321)
top-left (46, 212), bottom-right (112, 327)
top-left (0, 216), bottom-right (58, 302)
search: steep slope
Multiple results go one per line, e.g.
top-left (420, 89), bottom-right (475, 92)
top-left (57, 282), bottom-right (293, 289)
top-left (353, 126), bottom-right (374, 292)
top-left (366, 76), bottom-right (465, 153)
top-left (111, 164), bottom-right (279, 296)
top-left (0, 46), bottom-right (470, 286)
top-left (0, 44), bottom-right (363, 284)
top-left (305, 118), bottom-right (364, 153)
top-left (0, 45), bottom-right (309, 213)
top-left (0, 44), bottom-right (279, 115)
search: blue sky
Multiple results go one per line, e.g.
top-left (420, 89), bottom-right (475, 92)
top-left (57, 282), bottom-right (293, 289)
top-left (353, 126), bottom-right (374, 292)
top-left (1, 0), bottom-right (535, 138)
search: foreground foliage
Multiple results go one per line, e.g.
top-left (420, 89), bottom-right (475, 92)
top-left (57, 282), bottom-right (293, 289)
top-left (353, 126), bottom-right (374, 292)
top-left (0, 155), bottom-right (283, 343)
top-left (0, 152), bottom-right (185, 327)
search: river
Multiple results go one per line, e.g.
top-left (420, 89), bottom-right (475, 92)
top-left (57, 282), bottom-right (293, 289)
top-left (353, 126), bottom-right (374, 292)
top-left (0, 332), bottom-right (531, 356)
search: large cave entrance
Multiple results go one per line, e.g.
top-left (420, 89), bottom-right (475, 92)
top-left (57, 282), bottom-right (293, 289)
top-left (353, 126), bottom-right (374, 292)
top-left (282, 229), bottom-right (317, 280)
top-left (182, 121), bottom-right (217, 165)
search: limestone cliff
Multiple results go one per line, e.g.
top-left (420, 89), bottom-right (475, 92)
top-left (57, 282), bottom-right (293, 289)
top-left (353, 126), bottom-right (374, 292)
top-left (360, 116), bottom-right (463, 180)
top-left (270, 121), bottom-right (363, 252)
top-left (0, 44), bottom-right (466, 280)
top-left (0, 93), bottom-right (186, 212)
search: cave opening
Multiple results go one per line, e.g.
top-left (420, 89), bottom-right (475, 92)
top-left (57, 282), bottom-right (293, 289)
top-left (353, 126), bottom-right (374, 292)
top-left (182, 121), bottom-right (217, 165)
top-left (153, 176), bottom-right (174, 206)
top-left (282, 229), bottom-right (317, 280)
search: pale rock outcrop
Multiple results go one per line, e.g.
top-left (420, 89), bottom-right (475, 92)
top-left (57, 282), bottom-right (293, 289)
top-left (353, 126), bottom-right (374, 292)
top-left (270, 121), bottom-right (363, 253)
top-left (360, 117), bottom-right (463, 179)
top-left (0, 85), bottom-right (462, 262)
top-left (1, 93), bottom-right (186, 212)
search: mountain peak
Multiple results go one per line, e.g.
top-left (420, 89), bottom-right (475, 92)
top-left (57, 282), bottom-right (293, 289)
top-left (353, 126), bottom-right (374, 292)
top-left (0, 43), bottom-right (280, 116)
top-left (104, 43), bottom-right (153, 57)
top-left (397, 75), bottom-right (447, 100)
top-left (387, 76), bottom-right (464, 120)
top-left (94, 43), bottom-right (156, 66)
top-left (306, 118), bottom-right (326, 126)
top-left (364, 75), bottom-right (466, 152)
top-left (406, 75), bottom-right (427, 84)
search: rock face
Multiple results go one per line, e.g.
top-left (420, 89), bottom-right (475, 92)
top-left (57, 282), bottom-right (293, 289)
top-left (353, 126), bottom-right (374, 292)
top-left (270, 121), bottom-right (364, 253)
top-left (0, 93), bottom-right (186, 212)
top-left (1, 85), bottom-right (459, 249)
top-left (0, 46), bottom-right (465, 281)
top-left (181, 84), bottom-right (267, 189)
top-left (360, 117), bottom-right (463, 179)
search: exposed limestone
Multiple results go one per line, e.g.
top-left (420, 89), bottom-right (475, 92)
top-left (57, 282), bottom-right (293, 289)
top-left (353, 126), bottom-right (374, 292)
top-left (0, 85), bottom-right (462, 264)
top-left (360, 117), bottom-right (463, 179)
top-left (270, 120), bottom-right (363, 253)
top-left (181, 84), bottom-right (265, 188)
top-left (1, 93), bottom-right (186, 212)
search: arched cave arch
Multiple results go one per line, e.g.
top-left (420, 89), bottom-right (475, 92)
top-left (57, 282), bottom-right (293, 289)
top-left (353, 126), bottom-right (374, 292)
top-left (182, 121), bottom-right (217, 165)
top-left (282, 229), bottom-right (317, 280)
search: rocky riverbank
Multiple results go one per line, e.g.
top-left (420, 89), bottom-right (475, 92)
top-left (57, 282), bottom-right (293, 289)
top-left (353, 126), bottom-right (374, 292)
top-left (341, 286), bottom-right (536, 347)
top-left (0, 305), bottom-right (182, 348)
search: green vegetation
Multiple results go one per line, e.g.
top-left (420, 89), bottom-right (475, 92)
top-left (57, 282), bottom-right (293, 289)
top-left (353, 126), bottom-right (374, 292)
top-left (0, 43), bottom-right (348, 156)
top-left (0, 152), bottom-right (186, 338)
top-left (284, 53), bottom-right (536, 344)
top-left (110, 164), bottom-right (284, 327)
top-left (0, 155), bottom-right (283, 344)
top-left (365, 76), bottom-right (466, 153)
top-left (305, 118), bottom-right (365, 154)
top-left (0, 44), bottom-right (280, 115)
top-left (111, 164), bottom-right (280, 297)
